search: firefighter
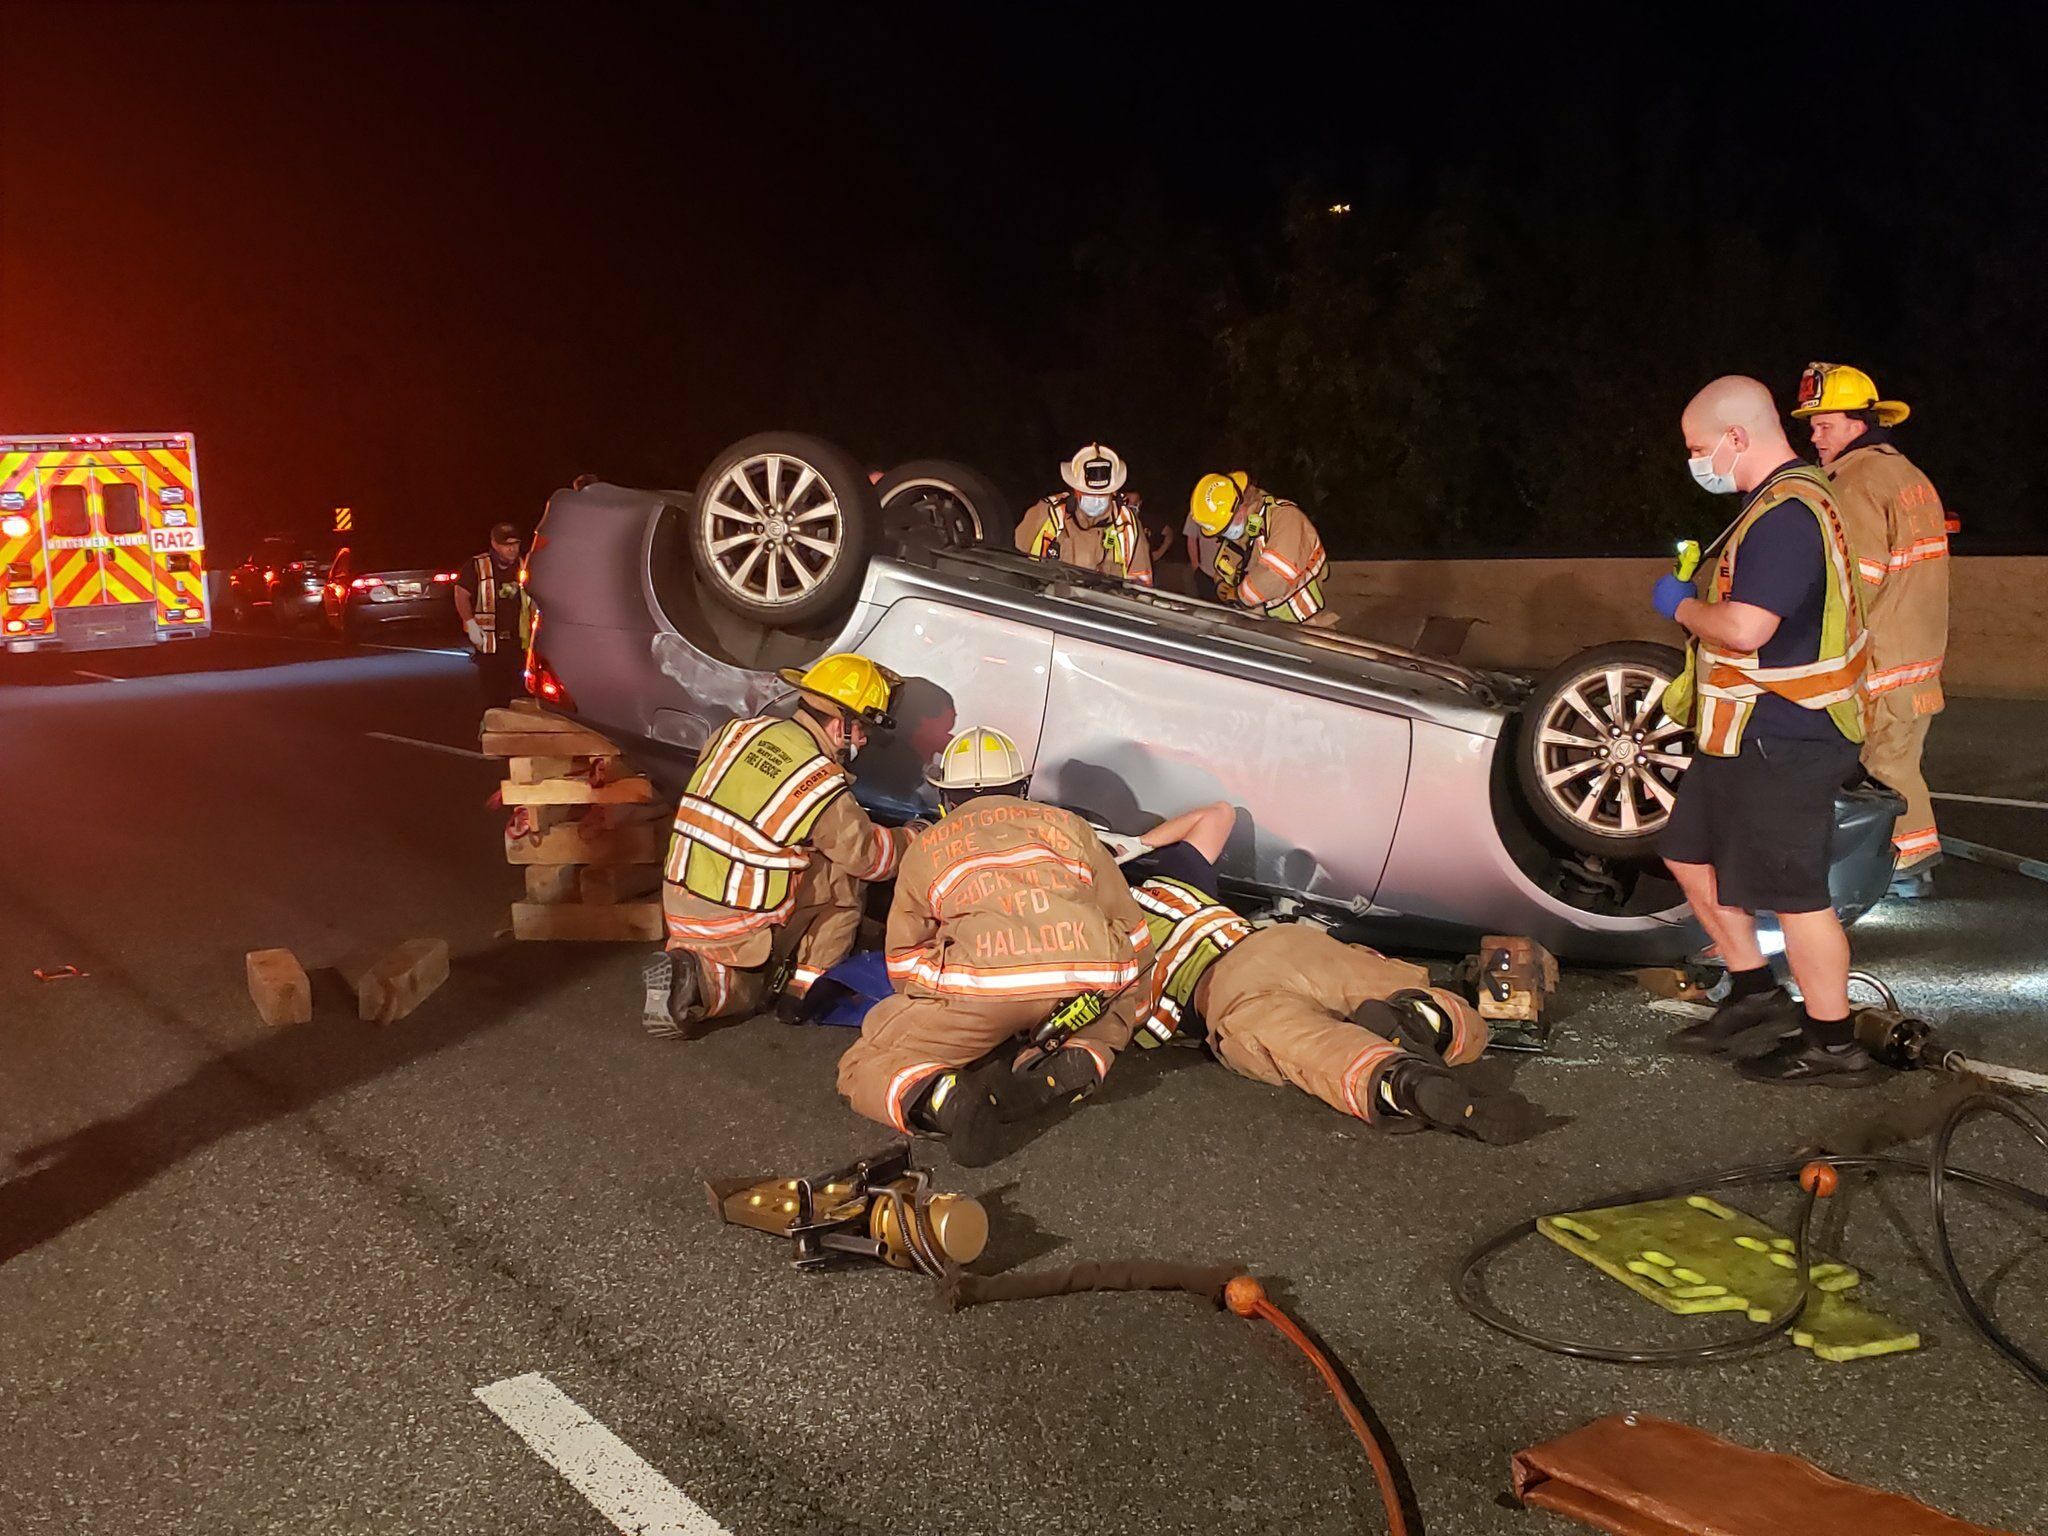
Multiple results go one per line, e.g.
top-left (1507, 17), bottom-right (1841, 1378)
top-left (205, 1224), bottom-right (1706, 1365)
top-left (644, 653), bottom-right (914, 1040)
top-left (1656, 375), bottom-right (1883, 1087)
top-left (1015, 443), bottom-right (1154, 586)
top-left (1186, 471), bottom-right (1333, 624)
top-left (454, 522), bottom-right (527, 709)
top-left (1107, 808), bottom-right (1523, 1139)
top-left (1792, 362), bottom-right (1949, 898)
top-left (835, 726), bottom-right (1154, 1165)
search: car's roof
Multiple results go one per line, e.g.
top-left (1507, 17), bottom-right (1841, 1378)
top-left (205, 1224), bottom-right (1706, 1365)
top-left (333, 541), bottom-right (459, 572)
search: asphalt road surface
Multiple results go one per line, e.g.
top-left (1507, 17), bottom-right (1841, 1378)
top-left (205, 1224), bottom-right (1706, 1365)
top-left (4, 631), bottom-right (2045, 1535)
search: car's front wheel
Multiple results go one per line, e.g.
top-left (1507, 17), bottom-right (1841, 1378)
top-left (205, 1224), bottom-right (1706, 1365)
top-left (1515, 641), bottom-right (1693, 859)
top-left (688, 432), bottom-right (876, 626)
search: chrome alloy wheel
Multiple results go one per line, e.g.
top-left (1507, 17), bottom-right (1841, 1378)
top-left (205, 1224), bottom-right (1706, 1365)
top-left (701, 452), bottom-right (846, 608)
top-left (1532, 661), bottom-right (1692, 839)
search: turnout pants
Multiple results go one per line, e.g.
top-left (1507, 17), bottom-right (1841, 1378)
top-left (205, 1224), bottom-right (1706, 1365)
top-left (839, 989), bottom-right (1140, 1133)
top-left (1199, 925), bottom-right (1486, 1123)
top-left (670, 859), bottom-right (868, 1021)
top-left (1862, 709), bottom-right (1938, 868)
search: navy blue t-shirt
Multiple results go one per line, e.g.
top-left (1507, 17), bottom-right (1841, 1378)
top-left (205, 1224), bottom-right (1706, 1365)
top-left (1726, 463), bottom-right (1838, 741)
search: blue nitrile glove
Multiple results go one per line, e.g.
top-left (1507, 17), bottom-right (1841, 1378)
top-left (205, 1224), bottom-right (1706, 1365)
top-left (1652, 573), bottom-right (1696, 621)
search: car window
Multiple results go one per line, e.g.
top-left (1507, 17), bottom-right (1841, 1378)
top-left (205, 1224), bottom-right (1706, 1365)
top-left (101, 481), bottom-right (144, 536)
top-left (49, 483), bottom-right (89, 538)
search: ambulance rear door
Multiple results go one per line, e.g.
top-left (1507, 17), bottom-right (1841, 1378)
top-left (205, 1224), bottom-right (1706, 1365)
top-left (0, 449), bottom-right (56, 647)
top-left (42, 457), bottom-right (160, 650)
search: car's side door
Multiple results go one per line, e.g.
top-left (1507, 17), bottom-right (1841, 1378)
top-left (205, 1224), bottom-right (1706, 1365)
top-left (1033, 634), bottom-right (1413, 907)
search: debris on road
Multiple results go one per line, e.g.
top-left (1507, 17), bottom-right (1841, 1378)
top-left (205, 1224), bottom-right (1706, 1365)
top-left (344, 937), bottom-right (451, 1024)
top-left (31, 963), bottom-right (88, 982)
top-left (483, 700), bottom-right (670, 942)
top-left (1512, 1414), bottom-right (2009, 1536)
top-left (244, 947), bottom-right (312, 1025)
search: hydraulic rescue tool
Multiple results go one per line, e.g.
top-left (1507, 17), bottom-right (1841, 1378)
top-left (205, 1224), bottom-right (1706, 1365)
top-left (707, 1142), bottom-right (988, 1278)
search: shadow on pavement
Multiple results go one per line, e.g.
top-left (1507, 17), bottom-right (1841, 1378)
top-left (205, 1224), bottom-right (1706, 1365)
top-left (0, 941), bottom-right (615, 1269)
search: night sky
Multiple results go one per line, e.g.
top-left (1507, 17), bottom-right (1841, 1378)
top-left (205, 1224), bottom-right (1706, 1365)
top-left (5, 2), bottom-right (2044, 562)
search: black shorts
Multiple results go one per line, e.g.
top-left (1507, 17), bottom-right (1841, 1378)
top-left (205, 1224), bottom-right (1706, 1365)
top-left (1121, 842), bottom-right (1221, 901)
top-left (1658, 734), bottom-right (1859, 915)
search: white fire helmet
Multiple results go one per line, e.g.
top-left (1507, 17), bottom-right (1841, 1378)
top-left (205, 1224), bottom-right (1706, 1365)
top-left (925, 726), bottom-right (1029, 791)
top-left (1059, 443), bottom-right (1127, 496)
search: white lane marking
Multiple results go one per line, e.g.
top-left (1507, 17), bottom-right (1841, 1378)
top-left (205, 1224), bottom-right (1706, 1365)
top-left (364, 730), bottom-right (490, 760)
top-left (475, 1373), bottom-right (733, 1536)
top-left (73, 669), bottom-right (127, 683)
top-left (360, 640), bottom-right (471, 656)
top-left (1932, 790), bottom-right (2048, 813)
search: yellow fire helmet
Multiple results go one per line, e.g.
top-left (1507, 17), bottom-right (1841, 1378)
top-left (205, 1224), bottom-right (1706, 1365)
top-left (777, 652), bottom-right (900, 729)
top-left (1793, 362), bottom-right (1910, 427)
top-left (1188, 470), bottom-right (1250, 536)
top-left (925, 725), bottom-right (1028, 790)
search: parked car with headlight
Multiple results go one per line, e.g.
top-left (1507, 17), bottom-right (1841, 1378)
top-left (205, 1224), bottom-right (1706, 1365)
top-left (521, 431), bottom-right (1901, 965)
top-left (320, 541), bottom-right (459, 639)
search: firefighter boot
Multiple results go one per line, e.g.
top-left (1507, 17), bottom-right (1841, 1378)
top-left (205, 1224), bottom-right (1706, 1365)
top-left (641, 950), bottom-right (703, 1040)
top-left (910, 1063), bottom-right (1006, 1168)
top-left (991, 1045), bottom-right (1104, 1124)
top-left (1355, 988), bottom-right (1459, 1061)
top-left (1378, 1055), bottom-right (1523, 1144)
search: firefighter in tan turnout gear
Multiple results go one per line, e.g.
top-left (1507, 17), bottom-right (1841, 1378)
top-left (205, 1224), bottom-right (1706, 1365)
top-left (835, 727), bottom-right (1154, 1165)
top-left (1111, 809), bottom-right (1524, 1139)
top-left (1187, 471), bottom-right (1332, 624)
top-left (1793, 362), bottom-right (1950, 898)
top-left (1015, 443), bottom-right (1154, 586)
top-left (644, 653), bottom-right (914, 1039)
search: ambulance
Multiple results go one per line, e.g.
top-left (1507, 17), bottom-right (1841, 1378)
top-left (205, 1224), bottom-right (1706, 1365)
top-left (0, 432), bottom-right (211, 653)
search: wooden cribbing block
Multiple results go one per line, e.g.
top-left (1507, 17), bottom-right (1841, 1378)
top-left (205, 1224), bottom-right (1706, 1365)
top-left (481, 731), bottom-right (622, 759)
top-left (524, 865), bottom-right (582, 904)
top-left (499, 776), bottom-right (654, 806)
top-left (579, 864), bottom-right (662, 904)
top-left (245, 948), bottom-right (312, 1026)
top-left (349, 938), bottom-right (450, 1024)
top-left (508, 756), bottom-right (576, 785)
top-left (511, 901), bottom-right (663, 942)
top-left (483, 703), bottom-right (584, 733)
top-left (505, 821), bottom-right (664, 866)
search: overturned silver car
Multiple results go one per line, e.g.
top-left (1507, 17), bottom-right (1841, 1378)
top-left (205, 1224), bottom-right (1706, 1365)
top-left (525, 432), bottom-right (1900, 964)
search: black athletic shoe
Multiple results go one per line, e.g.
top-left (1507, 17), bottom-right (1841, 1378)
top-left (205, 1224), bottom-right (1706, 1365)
top-left (1736, 1035), bottom-right (1887, 1088)
top-left (1671, 985), bottom-right (1800, 1057)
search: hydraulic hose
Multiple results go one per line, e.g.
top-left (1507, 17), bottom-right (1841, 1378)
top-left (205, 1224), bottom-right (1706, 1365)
top-left (1455, 1091), bottom-right (2048, 1390)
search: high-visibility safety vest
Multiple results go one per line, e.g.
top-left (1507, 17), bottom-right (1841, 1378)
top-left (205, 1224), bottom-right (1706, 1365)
top-left (1131, 876), bottom-right (1253, 1047)
top-left (665, 717), bottom-right (851, 915)
top-left (1663, 464), bottom-right (1867, 757)
top-left (1028, 491), bottom-right (1147, 580)
top-left (469, 553), bottom-right (532, 654)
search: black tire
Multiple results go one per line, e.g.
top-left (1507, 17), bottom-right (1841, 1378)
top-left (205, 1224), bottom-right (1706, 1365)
top-left (874, 459), bottom-right (1014, 551)
top-left (1514, 640), bottom-right (1693, 859)
top-left (688, 432), bottom-right (876, 627)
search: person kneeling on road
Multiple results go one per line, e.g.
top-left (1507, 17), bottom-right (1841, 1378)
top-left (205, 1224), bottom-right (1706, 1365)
top-left (645, 652), bottom-right (914, 1040)
top-left (835, 727), bottom-right (1154, 1165)
top-left (1111, 805), bottom-right (1527, 1140)
top-left (1656, 375), bottom-right (1883, 1088)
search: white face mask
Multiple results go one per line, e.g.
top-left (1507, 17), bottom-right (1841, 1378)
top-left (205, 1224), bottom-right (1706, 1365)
top-left (1687, 429), bottom-right (1739, 496)
top-left (1077, 493), bottom-right (1111, 517)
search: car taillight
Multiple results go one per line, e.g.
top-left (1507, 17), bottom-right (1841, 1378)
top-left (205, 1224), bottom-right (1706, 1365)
top-left (526, 653), bottom-right (573, 709)
top-left (350, 576), bottom-right (380, 590)
top-left (433, 571), bottom-right (456, 583)
top-left (264, 568), bottom-right (277, 583)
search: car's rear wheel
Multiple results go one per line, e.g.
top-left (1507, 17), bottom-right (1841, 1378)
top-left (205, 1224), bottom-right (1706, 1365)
top-left (874, 459), bottom-right (1012, 551)
top-left (1515, 641), bottom-right (1693, 858)
top-left (688, 432), bottom-right (875, 626)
